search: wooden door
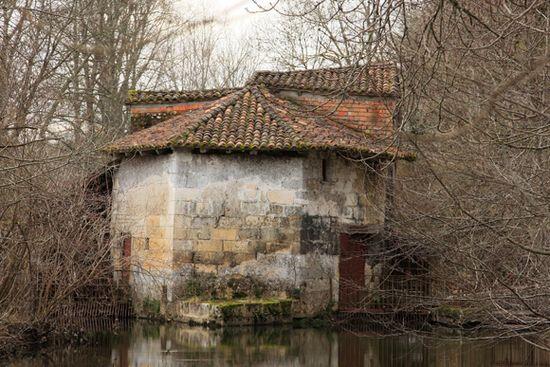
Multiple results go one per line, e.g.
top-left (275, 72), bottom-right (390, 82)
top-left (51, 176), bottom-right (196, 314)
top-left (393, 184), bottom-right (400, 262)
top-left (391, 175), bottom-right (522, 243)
top-left (339, 233), bottom-right (366, 311)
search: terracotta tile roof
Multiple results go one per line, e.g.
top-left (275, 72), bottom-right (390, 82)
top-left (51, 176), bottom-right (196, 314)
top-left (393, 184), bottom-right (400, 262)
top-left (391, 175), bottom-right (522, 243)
top-left (127, 88), bottom-right (238, 105)
top-left (106, 85), bottom-right (412, 159)
top-left (247, 64), bottom-right (398, 96)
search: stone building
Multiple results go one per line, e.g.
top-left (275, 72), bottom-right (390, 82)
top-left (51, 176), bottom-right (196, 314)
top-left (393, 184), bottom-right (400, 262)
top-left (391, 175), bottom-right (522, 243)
top-left (105, 65), bottom-right (412, 317)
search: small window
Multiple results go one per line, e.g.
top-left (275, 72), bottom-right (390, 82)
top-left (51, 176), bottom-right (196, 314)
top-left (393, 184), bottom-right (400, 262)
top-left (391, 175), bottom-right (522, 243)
top-left (321, 159), bottom-right (328, 182)
top-left (144, 237), bottom-right (150, 250)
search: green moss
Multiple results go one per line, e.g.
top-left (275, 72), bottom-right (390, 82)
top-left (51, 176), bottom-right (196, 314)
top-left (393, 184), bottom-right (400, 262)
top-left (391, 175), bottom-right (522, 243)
top-left (127, 89), bottom-right (138, 102)
top-left (217, 302), bottom-right (243, 318)
top-left (208, 298), bottom-right (292, 320)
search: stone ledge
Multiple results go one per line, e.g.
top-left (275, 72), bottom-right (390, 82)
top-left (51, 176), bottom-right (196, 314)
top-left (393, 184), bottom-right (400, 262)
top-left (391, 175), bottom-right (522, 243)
top-left (167, 298), bottom-right (293, 326)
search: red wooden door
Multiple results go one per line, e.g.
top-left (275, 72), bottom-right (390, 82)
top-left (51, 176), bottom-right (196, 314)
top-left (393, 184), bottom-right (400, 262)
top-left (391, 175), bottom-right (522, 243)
top-left (122, 236), bottom-right (132, 285)
top-left (339, 233), bottom-right (366, 311)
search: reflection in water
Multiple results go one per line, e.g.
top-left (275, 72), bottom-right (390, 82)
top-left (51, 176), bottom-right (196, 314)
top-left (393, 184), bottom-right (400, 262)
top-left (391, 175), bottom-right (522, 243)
top-left (7, 322), bottom-right (550, 367)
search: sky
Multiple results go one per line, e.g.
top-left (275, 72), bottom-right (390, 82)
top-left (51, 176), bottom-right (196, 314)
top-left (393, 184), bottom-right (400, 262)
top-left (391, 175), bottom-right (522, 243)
top-left (173, 0), bottom-right (278, 71)
top-left (175, 0), bottom-right (271, 36)
top-left (207, 0), bottom-right (266, 26)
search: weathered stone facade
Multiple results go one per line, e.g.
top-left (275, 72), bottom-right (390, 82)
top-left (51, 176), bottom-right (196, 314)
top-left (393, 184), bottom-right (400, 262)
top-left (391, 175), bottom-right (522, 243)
top-left (111, 149), bottom-right (388, 316)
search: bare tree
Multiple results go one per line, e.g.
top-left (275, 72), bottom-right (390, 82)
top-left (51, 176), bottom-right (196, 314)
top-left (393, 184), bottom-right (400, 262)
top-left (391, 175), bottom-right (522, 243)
top-left (394, 0), bottom-right (549, 335)
top-left (0, 0), bottom-right (181, 353)
top-left (152, 2), bottom-right (261, 90)
top-left (255, 0), bottom-right (550, 340)
top-left (255, 0), bottom-right (405, 69)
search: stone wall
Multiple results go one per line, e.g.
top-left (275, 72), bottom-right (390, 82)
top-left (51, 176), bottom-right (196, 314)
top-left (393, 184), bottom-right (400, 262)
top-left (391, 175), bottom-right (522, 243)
top-left (111, 149), bottom-right (388, 316)
top-left (169, 151), bottom-right (305, 275)
top-left (111, 154), bottom-right (176, 300)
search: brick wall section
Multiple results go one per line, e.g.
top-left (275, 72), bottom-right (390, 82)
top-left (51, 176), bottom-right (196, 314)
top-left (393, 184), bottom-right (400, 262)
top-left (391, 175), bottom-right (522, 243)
top-left (130, 101), bottom-right (211, 115)
top-left (129, 101), bottom-right (212, 131)
top-left (278, 91), bottom-right (395, 138)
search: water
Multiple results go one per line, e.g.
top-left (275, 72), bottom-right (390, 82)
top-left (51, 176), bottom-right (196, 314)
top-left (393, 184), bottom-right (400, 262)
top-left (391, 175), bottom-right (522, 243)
top-left (5, 322), bottom-right (550, 367)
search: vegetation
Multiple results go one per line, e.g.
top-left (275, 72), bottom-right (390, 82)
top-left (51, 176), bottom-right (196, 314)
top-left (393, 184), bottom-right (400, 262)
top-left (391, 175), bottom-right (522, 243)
top-left (255, 0), bottom-right (549, 343)
top-left (174, 272), bottom-right (270, 301)
top-left (0, 0), bottom-right (259, 354)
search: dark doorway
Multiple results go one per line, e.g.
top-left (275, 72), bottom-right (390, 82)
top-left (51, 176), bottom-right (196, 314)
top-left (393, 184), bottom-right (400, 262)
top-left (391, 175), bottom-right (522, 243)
top-left (338, 233), bottom-right (366, 311)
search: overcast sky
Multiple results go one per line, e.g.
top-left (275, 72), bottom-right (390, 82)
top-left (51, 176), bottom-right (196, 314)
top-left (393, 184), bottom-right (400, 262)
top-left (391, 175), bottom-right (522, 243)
top-left (175, 0), bottom-right (270, 35)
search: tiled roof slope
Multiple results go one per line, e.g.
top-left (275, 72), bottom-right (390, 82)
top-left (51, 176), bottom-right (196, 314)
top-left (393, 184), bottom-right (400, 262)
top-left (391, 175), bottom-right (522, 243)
top-left (247, 64), bottom-right (397, 96)
top-left (106, 85), bottom-right (411, 159)
top-left (127, 88), bottom-right (238, 105)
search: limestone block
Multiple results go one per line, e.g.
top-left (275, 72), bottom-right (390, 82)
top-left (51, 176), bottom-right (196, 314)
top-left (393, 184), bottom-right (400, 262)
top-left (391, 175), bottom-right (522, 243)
top-left (149, 238), bottom-right (171, 252)
top-left (238, 228), bottom-right (260, 240)
top-left (260, 227), bottom-right (280, 242)
top-left (197, 230), bottom-right (211, 240)
top-left (145, 215), bottom-right (161, 228)
top-left (244, 215), bottom-right (264, 226)
top-left (194, 251), bottom-right (224, 265)
top-left (269, 205), bottom-right (284, 216)
top-left (174, 215), bottom-right (193, 228)
top-left (123, 196), bottom-right (147, 216)
top-left (280, 228), bottom-right (300, 243)
top-left (211, 228), bottom-right (238, 241)
top-left (194, 263), bottom-right (218, 274)
top-left (191, 217), bottom-right (217, 229)
top-left (174, 240), bottom-right (194, 251)
top-left (271, 215), bottom-right (289, 226)
top-left (267, 190), bottom-right (295, 205)
top-left (173, 250), bottom-right (194, 266)
top-left (141, 250), bottom-right (171, 269)
top-left (188, 228), bottom-right (211, 240)
top-left (218, 217), bottom-right (242, 228)
top-left (146, 225), bottom-right (169, 239)
top-left (196, 240), bottom-right (223, 252)
top-left (241, 202), bottom-right (269, 216)
top-left (146, 190), bottom-right (168, 215)
top-left (283, 205), bottom-right (302, 216)
top-left (175, 201), bottom-right (196, 215)
top-left (238, 189), bottom-right (259, 202)
top-left (223, 240), bottom-right (253, 253)
top-left (242, 183), bottom-right (258, 190)
top-left (174, 228), bottom-right (190, 240)
top-left (295, 190), bottom-right (308, 200)
top-left (233, 252), bottom-right (256, 265)
top-left (286, 179), bottom-right (303, 190)
top-left (266, 242), bottom-right (290, 253)
top-left (175, 188), bottom-right (202, 201)
top-left (196, 202), bottom-right (224, 217)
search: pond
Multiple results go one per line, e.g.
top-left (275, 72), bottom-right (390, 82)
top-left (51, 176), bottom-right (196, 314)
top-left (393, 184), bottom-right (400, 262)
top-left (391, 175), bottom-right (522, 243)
top-left (5, 322), bottom-right (550, 367)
